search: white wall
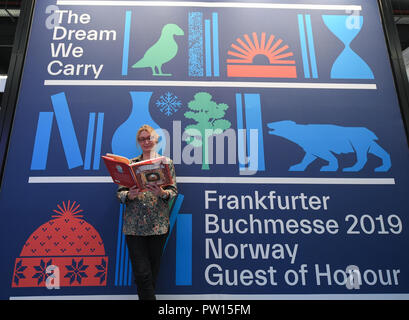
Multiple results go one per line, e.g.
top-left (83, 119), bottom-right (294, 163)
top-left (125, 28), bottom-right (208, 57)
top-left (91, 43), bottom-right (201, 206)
top-left (0, 75), bottom-right (7, 93)
top-left (403, 47), bottom-right (409, 81)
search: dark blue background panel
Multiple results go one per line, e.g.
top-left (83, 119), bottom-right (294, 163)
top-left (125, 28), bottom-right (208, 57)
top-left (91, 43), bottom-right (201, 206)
top-left (1, 0), bottom-right (409, 299)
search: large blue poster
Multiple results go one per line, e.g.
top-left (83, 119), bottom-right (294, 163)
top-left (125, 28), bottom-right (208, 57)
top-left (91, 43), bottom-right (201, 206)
top-left (1, 0), bottom-right (409, 299)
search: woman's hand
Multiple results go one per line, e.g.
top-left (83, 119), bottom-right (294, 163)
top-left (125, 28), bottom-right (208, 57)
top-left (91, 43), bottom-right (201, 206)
top-left (127, 186), bottom-right (141, 200)
top-left (145, 184), bottom-right (168, 199)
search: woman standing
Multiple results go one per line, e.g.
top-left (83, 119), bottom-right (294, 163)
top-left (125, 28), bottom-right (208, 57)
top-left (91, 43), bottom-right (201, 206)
top-left (116, 124), bottom-right (178, 300)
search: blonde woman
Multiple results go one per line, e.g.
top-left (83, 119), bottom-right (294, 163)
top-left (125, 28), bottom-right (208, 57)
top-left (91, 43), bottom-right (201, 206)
top-left (116, 125), bottom-right (178, 300)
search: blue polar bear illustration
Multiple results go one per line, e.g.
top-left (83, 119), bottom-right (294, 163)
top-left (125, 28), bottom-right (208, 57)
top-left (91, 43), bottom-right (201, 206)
top-left (267, 121), bottom-right (391, 172)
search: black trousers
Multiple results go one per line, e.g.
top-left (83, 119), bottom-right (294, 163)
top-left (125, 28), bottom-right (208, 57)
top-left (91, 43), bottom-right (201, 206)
top-left (125, 233), bottom-right (168, 300)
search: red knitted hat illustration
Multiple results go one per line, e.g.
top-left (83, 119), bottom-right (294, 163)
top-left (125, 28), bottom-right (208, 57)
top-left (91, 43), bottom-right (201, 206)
top-left (12, 201), bottom-right (108, 288)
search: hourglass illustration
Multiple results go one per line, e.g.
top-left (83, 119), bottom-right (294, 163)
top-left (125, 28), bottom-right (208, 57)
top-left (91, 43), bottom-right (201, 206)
top-left (322, 15), bottom-right (374, 79)
top-left (111, 91), bottom-right (167, 158)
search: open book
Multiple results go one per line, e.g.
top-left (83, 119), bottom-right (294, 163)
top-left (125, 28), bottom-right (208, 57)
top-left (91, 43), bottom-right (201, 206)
top-left (101, 153), bottom-right (173, 190)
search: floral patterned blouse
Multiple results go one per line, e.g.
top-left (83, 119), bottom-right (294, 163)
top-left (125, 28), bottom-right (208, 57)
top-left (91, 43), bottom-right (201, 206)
top-left (116, 155), bottom-right (178, 236)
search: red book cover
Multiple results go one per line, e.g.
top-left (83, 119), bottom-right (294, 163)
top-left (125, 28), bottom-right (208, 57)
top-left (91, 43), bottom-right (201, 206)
top-left (101, 155), bottom-right (136, 188)
top-left (102, 154), bottom-right (173, 190)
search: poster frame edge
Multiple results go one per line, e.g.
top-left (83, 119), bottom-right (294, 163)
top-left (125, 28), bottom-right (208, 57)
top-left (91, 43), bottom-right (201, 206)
top-left (0, 0), bottom-right (36, 190)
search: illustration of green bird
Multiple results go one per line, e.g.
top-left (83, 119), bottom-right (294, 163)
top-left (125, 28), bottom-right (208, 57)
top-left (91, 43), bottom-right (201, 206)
top-left (132, 23), bottom-right (184, 76)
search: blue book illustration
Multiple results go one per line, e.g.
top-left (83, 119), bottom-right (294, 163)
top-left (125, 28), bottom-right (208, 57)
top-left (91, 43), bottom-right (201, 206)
top-left (267, 121), bottom-right (391, 172)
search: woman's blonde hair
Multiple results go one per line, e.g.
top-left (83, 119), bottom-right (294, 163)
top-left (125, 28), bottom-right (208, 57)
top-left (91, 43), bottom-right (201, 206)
top-left (136, 124), bottom-right (159, 143)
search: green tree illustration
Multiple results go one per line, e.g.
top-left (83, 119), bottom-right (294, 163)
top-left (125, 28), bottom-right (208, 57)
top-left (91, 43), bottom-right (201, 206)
top-left (184, 92), bottom-right (231, 170)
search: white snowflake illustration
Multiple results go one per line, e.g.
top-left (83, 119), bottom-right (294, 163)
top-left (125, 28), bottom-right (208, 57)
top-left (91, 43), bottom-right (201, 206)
top-left (155, 92), bottom-right (182, 116)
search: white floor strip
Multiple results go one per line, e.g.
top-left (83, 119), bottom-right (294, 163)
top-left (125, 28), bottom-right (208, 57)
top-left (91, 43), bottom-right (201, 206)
top-left (28, 176), bottom-right (395, 185)
top-left (43, 80), bottom-right (377, 90)
top-left (177, 177), bottom-right (396, 185)
top-left (9, 293), bottom-right (409, 300)
top-left (56, 1), bottom-right (362, 11)
top-left (28, 176), bottom-right (114, 183)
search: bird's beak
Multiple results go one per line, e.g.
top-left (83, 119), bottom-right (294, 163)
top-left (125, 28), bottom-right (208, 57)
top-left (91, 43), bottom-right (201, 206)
top-left (177, 28), bottom-right (185, 36)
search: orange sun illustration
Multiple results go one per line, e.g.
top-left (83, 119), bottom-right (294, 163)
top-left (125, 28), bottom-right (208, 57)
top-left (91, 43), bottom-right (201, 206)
top-left (227, 32), bottom-right (297, 78)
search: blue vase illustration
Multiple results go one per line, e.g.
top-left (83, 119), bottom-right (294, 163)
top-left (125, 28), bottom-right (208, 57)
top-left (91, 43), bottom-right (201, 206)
top-left (322, 15), bottom-right (374, 79)
top-left (111, 91), bottom-right (167, 158)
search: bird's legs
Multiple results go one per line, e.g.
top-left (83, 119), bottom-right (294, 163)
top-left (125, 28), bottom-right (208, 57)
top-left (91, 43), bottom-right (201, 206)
top-left (153, 65), bottom-right (172, 76)
top-left (150, 66), bottom-right (158, 75)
